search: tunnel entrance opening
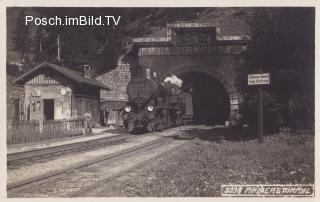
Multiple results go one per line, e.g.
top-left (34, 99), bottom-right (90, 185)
top-left (180, 72), bottom-right (230, 125)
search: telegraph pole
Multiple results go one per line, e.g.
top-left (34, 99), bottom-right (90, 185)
top-left (57, 34), bottom-right (61, 62)
top-left (258, 87), bottom-right (263, 143)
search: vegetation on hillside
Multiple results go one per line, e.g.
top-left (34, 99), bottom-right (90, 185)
top-left (7, 8), bottom-right (314, 131)
top-left (236, 8), bottom-right (314, 131)
top-left (7, 7), bottom-right (204, 75)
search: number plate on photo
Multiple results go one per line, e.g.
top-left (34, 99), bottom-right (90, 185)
top-left (221, 184), bottom-right (314, 197)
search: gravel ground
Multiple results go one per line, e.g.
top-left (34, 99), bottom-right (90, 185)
top-left (8, 135), bottom-right (160, 184)
top-left (7, 126), bottom-right (191, 185)
top-left (85, 128), bottom-right (314, 197)
top-left (7, 125), bottom-right (208, 154)
top-left (10, 139), bottom-right (187, 197)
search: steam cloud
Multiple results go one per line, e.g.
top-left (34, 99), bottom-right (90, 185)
top-left (164, 74), bottom-right (183, 87)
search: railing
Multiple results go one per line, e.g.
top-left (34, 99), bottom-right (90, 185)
top-left (7, 120), bottom-right (39, 145)
top-left (7, 117), bottom-right (87, 145)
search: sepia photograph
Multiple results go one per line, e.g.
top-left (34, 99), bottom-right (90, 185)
top-left (4, 3), bottom-right (316, 198)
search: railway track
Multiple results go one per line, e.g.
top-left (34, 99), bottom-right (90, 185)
top-left (68, 138), bottom-right (187, 197)
top-left (7, 132), bottom-right (187, 197)
top-left (7, 134), bottom-right (132, 167)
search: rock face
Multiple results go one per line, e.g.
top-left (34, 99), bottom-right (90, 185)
top-left (96, 56), bottom-right (131, 104)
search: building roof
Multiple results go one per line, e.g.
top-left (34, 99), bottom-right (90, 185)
top-left (13, 61), bottom-right (110, 90)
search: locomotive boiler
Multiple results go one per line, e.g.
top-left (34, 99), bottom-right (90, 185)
top-left (122, 68), bottom-right (193, 133)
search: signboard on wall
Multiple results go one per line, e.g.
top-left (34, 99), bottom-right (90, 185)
top-left (248, 73), bottom-right (270, 86)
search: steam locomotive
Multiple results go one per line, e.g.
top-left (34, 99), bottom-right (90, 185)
top-left (122, 68), bottom-right (193, 133)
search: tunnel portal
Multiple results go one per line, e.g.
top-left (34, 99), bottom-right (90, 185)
top-left (180, 71), bottom-right (230, 125)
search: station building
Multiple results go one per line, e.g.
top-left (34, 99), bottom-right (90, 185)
top-left (13, 61), bottom-right (109, 125)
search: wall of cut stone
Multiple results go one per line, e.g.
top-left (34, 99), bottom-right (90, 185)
top-left (96, 56), bottom-right (131, 104)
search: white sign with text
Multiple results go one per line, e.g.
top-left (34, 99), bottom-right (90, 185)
top-left (248, 73), bottom-right (270, 85)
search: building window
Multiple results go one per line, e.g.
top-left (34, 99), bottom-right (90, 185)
top-left (61, 101), bottom-right (63, 114)
top-left (36, 101), bottom-right (41, 111)
top-left (31, 101), bottom-right (36, 111)
top-left (78, 99), bottom-right (82, 115)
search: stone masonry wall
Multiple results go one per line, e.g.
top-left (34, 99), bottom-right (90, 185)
top-left (96, 56), bottom-right (131, 103)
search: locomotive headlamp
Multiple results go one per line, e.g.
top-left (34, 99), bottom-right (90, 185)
top-left (124, 105), bottom-right (131, 112)
top-left (147, 105), bottom-right (154, 112)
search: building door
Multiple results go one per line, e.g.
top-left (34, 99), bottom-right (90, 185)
top-left (107, 111), bottom-right (118, 125)
top-left (43, 99), bottom-right (54, 120)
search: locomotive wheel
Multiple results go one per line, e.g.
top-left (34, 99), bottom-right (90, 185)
top-left (147, 120), bottom-right (155, 132)
top-left (155, 114), bottom-right (164, 131)
top-left (175, 116), bottom-right (183, 126)
top-left (123, 120), bottom-right (128, 129)
top-left (127, 120), bottom-right (135, 133)
top-left (162, 109), bottom-right (169, 129)
top-left (155, 119), bottom-right (163, 130)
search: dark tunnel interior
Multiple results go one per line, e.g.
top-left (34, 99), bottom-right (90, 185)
top-left (180, 72), bottom-right (230, 125)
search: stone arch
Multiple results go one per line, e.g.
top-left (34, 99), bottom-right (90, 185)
top-left (164, 64), bottom-right (240, 124)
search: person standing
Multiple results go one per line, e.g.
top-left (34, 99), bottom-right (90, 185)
top-left (84, 112), bottom-right (92, 134)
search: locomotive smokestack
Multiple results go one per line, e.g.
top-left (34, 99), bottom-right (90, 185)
top-left (146, 68), bottom-right (151, 79)
top-left (83, 65), bottom-right (92, 79)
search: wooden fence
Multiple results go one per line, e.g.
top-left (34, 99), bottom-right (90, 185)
top-left (7, 117), bottom-right (87, 145)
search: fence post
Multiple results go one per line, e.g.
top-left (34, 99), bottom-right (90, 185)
top-left (39, 119), bottom-right (43, 133)
top-left (63, 119), bottom-right (66, 131)
top-left (83, 118), bottom-right (87, 135)
top-left (7, 120), bottom-right (13, 144)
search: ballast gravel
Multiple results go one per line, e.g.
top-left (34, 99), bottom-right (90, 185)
top-left (8, 125), bottom-right (208, 185)
top-left (8, 135), bottom-right (160, 184)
